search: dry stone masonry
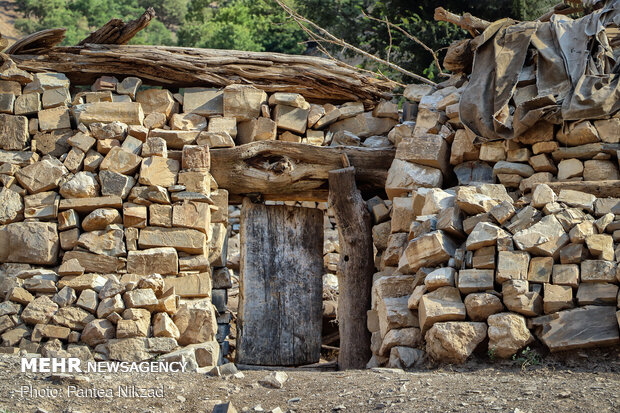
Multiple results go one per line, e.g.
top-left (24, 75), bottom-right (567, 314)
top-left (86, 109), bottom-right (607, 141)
top-left (0, 70), bottom-right (249, 369)
top-left (1, 39), bottom-right (618, 371)
top-left (369, 82), bottom-right (620, 368)
top-left (0, 59), bottom-right (399, 368)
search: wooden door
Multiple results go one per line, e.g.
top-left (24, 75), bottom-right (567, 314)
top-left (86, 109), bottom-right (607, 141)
top-left (236, 198), bottom-right (324, 366)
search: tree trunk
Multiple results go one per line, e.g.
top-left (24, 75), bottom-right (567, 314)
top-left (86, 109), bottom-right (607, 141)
top-left (328, 166), bottom-right (373, 370)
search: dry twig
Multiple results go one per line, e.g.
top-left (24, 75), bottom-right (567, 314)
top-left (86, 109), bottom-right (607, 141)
top-left (274, 0), bottom-right (436, 86)
top-left (537, 1), bottom-right (584, 22)
top-left (361, 10), bottom-right (448, 77)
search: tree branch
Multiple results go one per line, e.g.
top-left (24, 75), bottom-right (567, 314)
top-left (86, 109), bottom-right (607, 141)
top-left (275, 0), bottom-right (437, 86)
top-left (537, 2), bottom-right (583, 22)
top-left (384, 16), bottom-right (393, 63)
top-left (361, 10), bottom-right (447, 78)
top-left (434, 7), bottom-right (491, 37)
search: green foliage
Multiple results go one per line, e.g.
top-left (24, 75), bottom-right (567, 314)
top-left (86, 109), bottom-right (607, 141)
top-left (14, 0), bottom-right (175, 45)
top-left (487, 346), bottom-right (498, 361)
top-left (297, 0), bottom-right (557, 82)
top-left (139, 0), bottom-right (189, 27)
top-left (511, 0), bottom-right (557, 21)
top-left (512, 346), bottom-right (542, 370)
top-left (178, 0), bottom-right (306, 54)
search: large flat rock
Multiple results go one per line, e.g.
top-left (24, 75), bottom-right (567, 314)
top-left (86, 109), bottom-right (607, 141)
top-left (62, 250), bottom-right (125, 273)
top-left (532, 305), bottom-right (620, 352)
top-left (138, 227), bottom-right (206, 254)
top-left (59, 196), bottom-right (122, 213)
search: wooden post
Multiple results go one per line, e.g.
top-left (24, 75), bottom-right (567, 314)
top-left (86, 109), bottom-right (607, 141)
top-left (328, 166), bottom-right (373, 369)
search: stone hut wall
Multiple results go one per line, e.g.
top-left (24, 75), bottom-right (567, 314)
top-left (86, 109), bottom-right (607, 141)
top-left (0, 67), bottom-right (401, 368)
top-left (369, 81), bottom-right (620, 368)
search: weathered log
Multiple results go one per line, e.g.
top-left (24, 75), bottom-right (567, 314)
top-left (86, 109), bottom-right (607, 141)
top-left (237, 199), bottom-right (324, 366)
top-left (210, 141), bottom-right (395, 202)
top-left (434, 7), bottom-right (491, 37)
top-left (78, 7), bottom-right (156, 45)
top-left (5, 29), bottom-right (66, 55)
top-left (329, 166), bottom-right (374, 370)
top-left (10, 44), bottom-right (394, 106)
top-left (533, 180), bottom-right (620, 198)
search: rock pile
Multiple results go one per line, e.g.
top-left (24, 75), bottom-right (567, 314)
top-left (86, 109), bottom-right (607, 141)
top-left (0, 69), bottom-right (237, 368)
top-left (370, 83), bottom-right (620, 367)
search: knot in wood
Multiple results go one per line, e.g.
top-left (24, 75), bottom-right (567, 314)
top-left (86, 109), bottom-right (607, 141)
top-left (248, 154), bottom-right (294, 174)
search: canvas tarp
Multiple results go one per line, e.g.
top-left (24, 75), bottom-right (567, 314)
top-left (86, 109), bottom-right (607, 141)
top-left (460, 0), bottom-right (620, 142)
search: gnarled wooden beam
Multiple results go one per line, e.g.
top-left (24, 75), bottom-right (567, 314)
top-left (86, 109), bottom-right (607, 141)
top-left (210, 141), bottom-right (395, 202)
top-left (10, 44), bottom-right (394, 106)
top-left (5, 28), bottom-right (66, 55)
top-left (78, 7), bottom-right (156, 45)
top-left (532, 180), bottom-right (620, 198)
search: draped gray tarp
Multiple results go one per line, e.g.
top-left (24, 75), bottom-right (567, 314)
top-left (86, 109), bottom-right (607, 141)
top-left (459, 0), bottom-right (620, 142)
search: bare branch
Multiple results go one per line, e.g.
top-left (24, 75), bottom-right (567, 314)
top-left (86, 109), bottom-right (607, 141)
top-left (274, 0), bottom-right (436, 86)
top-left (434, 7), bottom-right (491, 37)
top-left (384, 16), bottom-right (393, 63)
top-left (362, 10), bottom-right (447, 78)
top-left (298, 23), bottom-right (400, 86)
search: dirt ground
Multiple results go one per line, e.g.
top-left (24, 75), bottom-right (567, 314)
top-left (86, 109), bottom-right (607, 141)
top-left (1, 346), bottom-right (619, 413)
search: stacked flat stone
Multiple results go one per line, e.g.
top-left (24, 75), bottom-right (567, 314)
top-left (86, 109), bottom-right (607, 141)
top-left (370, 82), bottom-right (620, 368)
top-left (0, 72), bottom-right (236, 369)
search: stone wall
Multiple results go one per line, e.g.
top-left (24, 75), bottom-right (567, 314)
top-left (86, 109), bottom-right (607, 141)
top-left (0, 65), bottom-right (400, 368)
top-left (0, 71), bottom-right (240, 369)
top-left (369, 82), bottom-right (620, 368)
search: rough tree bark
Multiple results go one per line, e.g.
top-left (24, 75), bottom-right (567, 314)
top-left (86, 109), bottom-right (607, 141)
top-left (5, 29), bottom-right (66, 55)
top-left (443, 39), bottom-right (473, 74)
top-left (328, 166), bottom-right (374, 370)
top-left (10, 44), bottom-right (394, 106)
top-left (78, 7), bottom-right (156, 45)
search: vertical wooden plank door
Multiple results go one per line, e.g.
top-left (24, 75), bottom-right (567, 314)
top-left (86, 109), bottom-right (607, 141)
top-left (237, 198), bottom-right (324, 366)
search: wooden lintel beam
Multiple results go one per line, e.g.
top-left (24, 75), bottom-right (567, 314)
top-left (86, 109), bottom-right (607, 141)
top-left (210, 141), bottom-right (394, 202)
